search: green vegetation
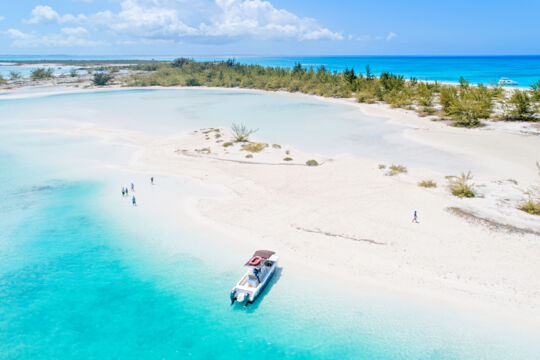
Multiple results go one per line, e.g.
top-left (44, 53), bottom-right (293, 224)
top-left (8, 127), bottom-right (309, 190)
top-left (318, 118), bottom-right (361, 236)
top-left (502, 90), bottom-right (536, 120)
top-left (31, 68), bottom-right (54, 80)
top-left (241, 142), bottom-right (266, 153)
top-left (439, 83), bottom-right (497, 127)
top-left (386, 164), bottom-right (407, 176)
top-left (0, 75), bottom-right (5, 84)
top-left (306, 160), bottom-right (319, 166)
top-left (194, 147), bottom-right (211, 154)
top-left (378, 164), bottom-right (386, 169)
top-left (222, 142), bottom-right (233, 147)
top-left (9, 71), bottom-right (22, 80)
top-left (448, 171), bottom-right (475, 198)
top-left (231, 123), bottom-right (258, 142)
top-left (69, 68), bottom-right (78, 77)
top-left (93, 72), bottom-right (113, 86)
top-left (127, 59), bottom-right (538, 125)
top-left (283, 157), bottom-right (293, 161)
top-left (519, 196), bottom-right (540, 215)
top-left (245, 154), bottom-right (253, 159)
top-left (418, 180), bottom-right (437, 188)
top-left (272, 144), bottom-right (282, 149)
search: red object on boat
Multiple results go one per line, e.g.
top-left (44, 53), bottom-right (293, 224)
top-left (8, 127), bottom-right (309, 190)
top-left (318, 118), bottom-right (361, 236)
top-left (248, 256), bottom-right (262, 266)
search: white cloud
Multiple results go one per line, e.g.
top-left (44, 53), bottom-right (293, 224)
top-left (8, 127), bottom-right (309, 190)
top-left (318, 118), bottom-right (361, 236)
top-left (5, 27), bottom-right (103, 47)
top-left (22, 0), bottom-right (342, 42)
top-left (61, 26), bottom-right (89, 36)
top-left (25, 5), bottom-right (86, 24)
top-left (200, 0), bottom-right (343, 40)
top-left (386, 32), bottom-right (397, 41)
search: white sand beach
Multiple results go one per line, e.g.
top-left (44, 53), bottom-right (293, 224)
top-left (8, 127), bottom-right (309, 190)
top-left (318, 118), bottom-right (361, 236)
top-left (20, 85), bottom-right (540, 330)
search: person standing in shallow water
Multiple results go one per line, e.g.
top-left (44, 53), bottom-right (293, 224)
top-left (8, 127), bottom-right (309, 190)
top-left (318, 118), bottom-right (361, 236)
top-left (122, 188), bottom-right (125, 197)
top-left (131, 183), bottom-right (135, 192)
top-left (412, 210), bottom-right (419, 223)
top-left (132, 196), bottom-right (136, 206)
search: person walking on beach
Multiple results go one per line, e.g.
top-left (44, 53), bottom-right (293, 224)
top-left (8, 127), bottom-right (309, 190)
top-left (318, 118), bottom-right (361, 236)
top-left (125, 187), bottom-right (129, 196)
top-left (131, 183), bottom-right (135, 192)
top-left (150, 177), bottom-right (154, 185)
top-left (132, 196), bottom-right (137, 206)
top-left (412, 210), bottom-right (419, 223)
top-left (122, 187), bottom-right (125, 197)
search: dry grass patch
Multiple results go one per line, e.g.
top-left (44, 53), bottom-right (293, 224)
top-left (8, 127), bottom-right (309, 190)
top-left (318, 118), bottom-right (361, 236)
top-left (418, 180), bottom-right (437, 188)
top-left (386, 164), bottom-right (407, 176)
top-left (241, 142), bottom-right (267, 153)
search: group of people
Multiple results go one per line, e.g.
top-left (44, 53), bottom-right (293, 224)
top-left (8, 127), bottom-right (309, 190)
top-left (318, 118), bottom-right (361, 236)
top-left (121, 178), bottom-right (155, 206)
top-left (121, 183), bottom-right (137, 206)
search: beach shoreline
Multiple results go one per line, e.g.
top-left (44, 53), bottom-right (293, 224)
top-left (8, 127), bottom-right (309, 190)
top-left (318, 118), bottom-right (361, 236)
top-left (4, 84), bottom-right (540, 330)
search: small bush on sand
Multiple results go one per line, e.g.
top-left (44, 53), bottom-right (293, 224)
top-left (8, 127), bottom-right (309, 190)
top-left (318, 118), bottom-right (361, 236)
top-left (386, 164), bottom-right (407, 176)
top-left (231, 123), bottom-right (258, 142)
top-left (31, 68), bottom-right (54, 80)
top-left (283, 157), bottom-right (293, 161)
top-left (242, 142), bottom-right (266, 153)
top-left (272, 144), bottom-right (282, 149)
top-left (245, 154), bottom-right (253, 159)
top-left (9, 71), bottom-right (22, 80)
top-left (306, 160), bottom-right (319, 166)
top-left (418, 180), bottom-right (437, 188)
top-left (194, 147), bottom-right (211, 154)
top-left (449, 171), bottom-right (475, 198)
top-left (93, 72), bottom-right (113, 86)
top-left (519, 195), bottom-right (540, 215)
top-left (285, 150), bottom-right (290, 155)
top-left (222, 142), bottom-right (233, 147)
top-left (378, 164), bottom-right (386, 169)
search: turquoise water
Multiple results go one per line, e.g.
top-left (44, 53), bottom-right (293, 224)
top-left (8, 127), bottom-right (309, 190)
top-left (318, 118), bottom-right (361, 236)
top-left (2, 55), bottom-right (539, 87)
top-left (1, 89), bottom-right (540, 359)
top-left (0, 88), bottom-right (469, 173)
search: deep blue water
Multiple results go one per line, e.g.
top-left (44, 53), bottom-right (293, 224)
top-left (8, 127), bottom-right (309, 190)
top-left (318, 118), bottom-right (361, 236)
top-left (1, 55), bottom-right (539, 87)
top-left (1, 90), bottom-right (540, 359)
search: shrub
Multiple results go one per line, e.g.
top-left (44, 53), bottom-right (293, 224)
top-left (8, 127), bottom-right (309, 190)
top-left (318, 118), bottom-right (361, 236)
top-left (231, 123), bottom-right (258, 142)
top-left (519, 196), bottom-right (540, 215)
top-left (9, 71), bottom-right (22, 80)
top-left (31, 68), bottom-right (54, 80)
top-left (272, 144), bottom-right (282, 149)
top-left (194, 147), bottom-right (211, 154)
top-left (418, 180), bottom-right (437, 188)
top-left (245, 154), bottom-right (253, 159)
top-left (93, 72), bottom-right (113, 86)
top-left (69, 68), bottom-right (78, 77)
top-left (242, 142), bottom-right (266, 153)
top-left (503, 90), bottom-right (536, 120)
top-left (378, 164), bottom-right (386, 169)
top-left (0, 75), bottom-right (5, 84)
top-left (185, 78), bottom-right (201, 86)
top-left (283, 157), bottom-right (293, 161)
top-left (306, 160), bottom-right (319, 166)
top-left (222, 142), bottom-right (233, 147)
top-left (386, 164), bottom-right (407, 176)
top-left (448, 171), bottom-right (475, 198)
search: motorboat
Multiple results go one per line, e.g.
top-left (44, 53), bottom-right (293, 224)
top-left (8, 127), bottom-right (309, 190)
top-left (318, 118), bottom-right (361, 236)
top-left (230, 250), bottom-right (279, 306)
top-left (498, 78), bottom-right (518, 86)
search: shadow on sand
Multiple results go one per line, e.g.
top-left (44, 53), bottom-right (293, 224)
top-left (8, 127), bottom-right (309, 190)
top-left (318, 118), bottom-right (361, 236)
top-left (231, 267), bottom-right (283, 312)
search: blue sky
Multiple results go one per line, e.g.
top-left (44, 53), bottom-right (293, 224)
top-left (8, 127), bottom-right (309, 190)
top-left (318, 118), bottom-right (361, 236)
top-left (0, 0), bottom-right (539, 56)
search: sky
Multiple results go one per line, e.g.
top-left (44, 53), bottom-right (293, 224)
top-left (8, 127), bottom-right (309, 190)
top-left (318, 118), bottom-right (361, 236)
top-left (0, 0), bottom-right (539, 56)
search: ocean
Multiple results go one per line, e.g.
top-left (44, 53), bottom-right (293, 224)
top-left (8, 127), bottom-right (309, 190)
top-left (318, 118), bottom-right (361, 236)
top-left (1, 89), bottom-right (539, 359)
top-left (1, 55), bottom-right (539, 87)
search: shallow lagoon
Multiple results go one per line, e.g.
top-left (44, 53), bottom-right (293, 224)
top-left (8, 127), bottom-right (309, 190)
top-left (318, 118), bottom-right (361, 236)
top-left (1, 89), bottom-right (539, 359)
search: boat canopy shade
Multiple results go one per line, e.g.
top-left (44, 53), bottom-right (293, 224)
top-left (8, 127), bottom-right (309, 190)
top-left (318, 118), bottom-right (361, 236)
top-left (245, 250), bottom-right (275, 265)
